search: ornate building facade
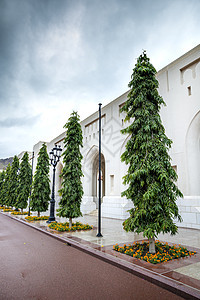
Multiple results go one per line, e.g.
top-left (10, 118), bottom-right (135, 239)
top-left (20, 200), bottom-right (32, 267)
top-left (32, 45), bottom-right (200, 229)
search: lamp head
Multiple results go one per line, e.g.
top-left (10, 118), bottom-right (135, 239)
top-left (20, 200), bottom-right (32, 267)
top-left (49, 151), bottom-right (54, 161)
top-left (57, 145), bottom-right (62, 159)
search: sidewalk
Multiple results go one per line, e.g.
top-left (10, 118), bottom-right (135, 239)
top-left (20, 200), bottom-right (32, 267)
top-left (2, 210), bottom-right (200, 299)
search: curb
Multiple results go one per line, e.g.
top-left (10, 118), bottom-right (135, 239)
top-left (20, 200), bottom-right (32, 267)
top-left (2, 212), bottom-right (200, 300)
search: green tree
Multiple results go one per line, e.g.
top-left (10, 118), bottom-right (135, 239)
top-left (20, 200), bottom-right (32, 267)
top-left (121, 51), bottom-right (182, 253)
top-left (16, 152), bottom-right (32, 212)
top-left (30, 143), bottom-right (50, 217)
top-left (3, 164), bottom-right (11, 207)
top-left (57, 111), bottom-right (84, 227)
top-left (7, 155), bottom-right (19, 208)
top-left (0, 170), bottom-right (6, 206)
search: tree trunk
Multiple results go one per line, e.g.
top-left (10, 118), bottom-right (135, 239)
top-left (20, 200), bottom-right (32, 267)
top-left (149, 237), bottom-right (156, 254)
top-left (21, 208), bottom-right (23, 213)
top-left (69, 217), bottom-right (72, 228)
top-left (38, 211), bottom-right (40, 217)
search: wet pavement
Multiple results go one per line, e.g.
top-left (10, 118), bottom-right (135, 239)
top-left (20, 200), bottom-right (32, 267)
top-left (1, 210), bottom-right (200, 299)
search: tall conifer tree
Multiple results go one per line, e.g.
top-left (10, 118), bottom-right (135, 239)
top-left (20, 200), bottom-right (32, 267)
top-left (57, 111), bottom-right (83, 227)
top-left (31, 143), bottom-right (50, 217)
top-left (16, 152), bottom-right (32, 212)
top-left (3, 164), bottom-right (11, 207)
top-left (0, 170), bottom-right (6, 206)
top-left (7, 155), bottom-right (19, 208)
top-left (121, 51), bottom-right (182, 253)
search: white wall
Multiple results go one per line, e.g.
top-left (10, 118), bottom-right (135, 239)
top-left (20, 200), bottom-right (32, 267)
top-left (30, 45), bottom-right (200, 228)
top-left (157, 45), bottom-right (200, 229)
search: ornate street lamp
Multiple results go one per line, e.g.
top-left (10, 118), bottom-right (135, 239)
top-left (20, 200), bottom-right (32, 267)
top-left (47, 144), bottom-right (62, 223)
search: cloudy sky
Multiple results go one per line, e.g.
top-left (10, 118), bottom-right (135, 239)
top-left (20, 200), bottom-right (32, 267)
top-left (0, 0), bottom-right (200, 158)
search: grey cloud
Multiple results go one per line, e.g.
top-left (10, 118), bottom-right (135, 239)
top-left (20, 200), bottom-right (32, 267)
top-left (0, 0), bottom-right (170, 104)
top-left (29, 74), bottom-right (51, 94)
top-left (0, 115), bottom-right (40, 128)
top-left (0, 0), bottom-right (200, 159)
top-left (0, 0), bottom-right (73, 97)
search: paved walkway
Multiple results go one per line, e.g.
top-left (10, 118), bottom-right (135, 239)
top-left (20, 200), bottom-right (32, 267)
top-left (1, 213), bottom-right (184, 300)
top-left (1, 210), bottom-right (200, 299)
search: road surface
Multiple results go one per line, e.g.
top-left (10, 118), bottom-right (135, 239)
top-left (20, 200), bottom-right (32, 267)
top-left (0, 213), bottom-right (184, 300)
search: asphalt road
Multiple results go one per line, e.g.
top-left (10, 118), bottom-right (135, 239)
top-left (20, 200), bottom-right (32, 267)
top-left (0, 213), bottom-right (184, 300)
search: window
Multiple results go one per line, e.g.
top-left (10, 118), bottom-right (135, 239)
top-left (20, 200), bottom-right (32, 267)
top-left (110, 175), bottom-right (114, 193)
top-left (187, 86), bottom-right (192, 96)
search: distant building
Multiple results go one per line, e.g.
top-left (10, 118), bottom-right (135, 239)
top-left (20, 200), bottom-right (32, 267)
top-left (31, 45), bottom-right (200, 229)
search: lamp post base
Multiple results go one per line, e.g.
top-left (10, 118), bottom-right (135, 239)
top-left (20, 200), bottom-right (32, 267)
top-left (46, 217), bottom-right (56, 223)
top-left (96, 233), bottom-right (103, 237)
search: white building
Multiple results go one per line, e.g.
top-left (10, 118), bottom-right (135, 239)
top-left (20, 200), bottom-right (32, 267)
top-left (32, 44), bottom-right (200, 229)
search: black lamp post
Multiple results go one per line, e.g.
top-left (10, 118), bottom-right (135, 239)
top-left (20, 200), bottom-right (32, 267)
top-left (47, 144), bottom-right (62, 223)
top-left (96, 103), bottom-right (103, 237)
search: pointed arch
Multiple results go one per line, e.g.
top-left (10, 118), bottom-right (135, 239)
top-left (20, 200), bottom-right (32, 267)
top-left (83, 145), bottom-right (106, 207)
top-left (83, 145), bottom-right (99, 168)
top-left (55, 161), bottom-right (63, 208)
top-left (186, 110), bottom-right (200, 195)
top-left (120, 134), bottom-right (130, 156)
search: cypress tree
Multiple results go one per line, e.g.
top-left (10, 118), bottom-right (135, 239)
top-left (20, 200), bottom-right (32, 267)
top-left (16, 152), bottom-right (32, 212)
top-left (7, 155), bottom-right (19, 208)
top-left (57, 111), bottom-right (84, 227)
top-left (0, 170), bottom-right (6, 206)
top-left (30, 143), bottom-right (50, 217)
top-left (3, 164), bottom-right (11, 207)
top-left (121, 51), bottom-right (182, 253)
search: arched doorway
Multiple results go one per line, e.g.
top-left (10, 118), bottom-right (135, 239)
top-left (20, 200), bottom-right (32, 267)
top-left (186, 110), bottom-right (200, 195)
top-left (92, 153), bottom-right (105, 208)
top-left (82, 145), bottom-right (106, 209)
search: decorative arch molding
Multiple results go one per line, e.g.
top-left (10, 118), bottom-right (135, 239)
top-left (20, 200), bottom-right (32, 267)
top-left (55, 161), bottom-right (63, 203)
top-left (82, 144), bottom-right (106, 202)
top-left (83, 144), bottom-right (106, 173)
top-left (186, 110), bottom-right (200, 195)
top-left (56, 161), bottom-right (63, 181)
top-left (92, 152), bottom-right (105, 199)
top-left (120, 134), bottom-right (130, 156)
top-left (83, 145), bottom-right (99, 167)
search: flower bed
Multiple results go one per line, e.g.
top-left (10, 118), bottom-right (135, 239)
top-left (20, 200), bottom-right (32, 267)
top-left (48, 221), bottom-right (93, 232)
top-left (3, 208), bottom-right (14, 212)
top-left (0, 206), bottom-right (5, 209)
top-left (25, 216), bottom-right (49, 221)
top-left (113, 240), bottom-right (197, 264)
top-left (11, 211), bottom-right (30, 215)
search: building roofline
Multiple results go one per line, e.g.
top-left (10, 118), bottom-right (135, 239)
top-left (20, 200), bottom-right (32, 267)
top-left (81, 90), bottom-right (129, 125)
top-left (47, 45), bottom-right (200, 146)
top-left (157, 44), bottom-right (200, 75)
